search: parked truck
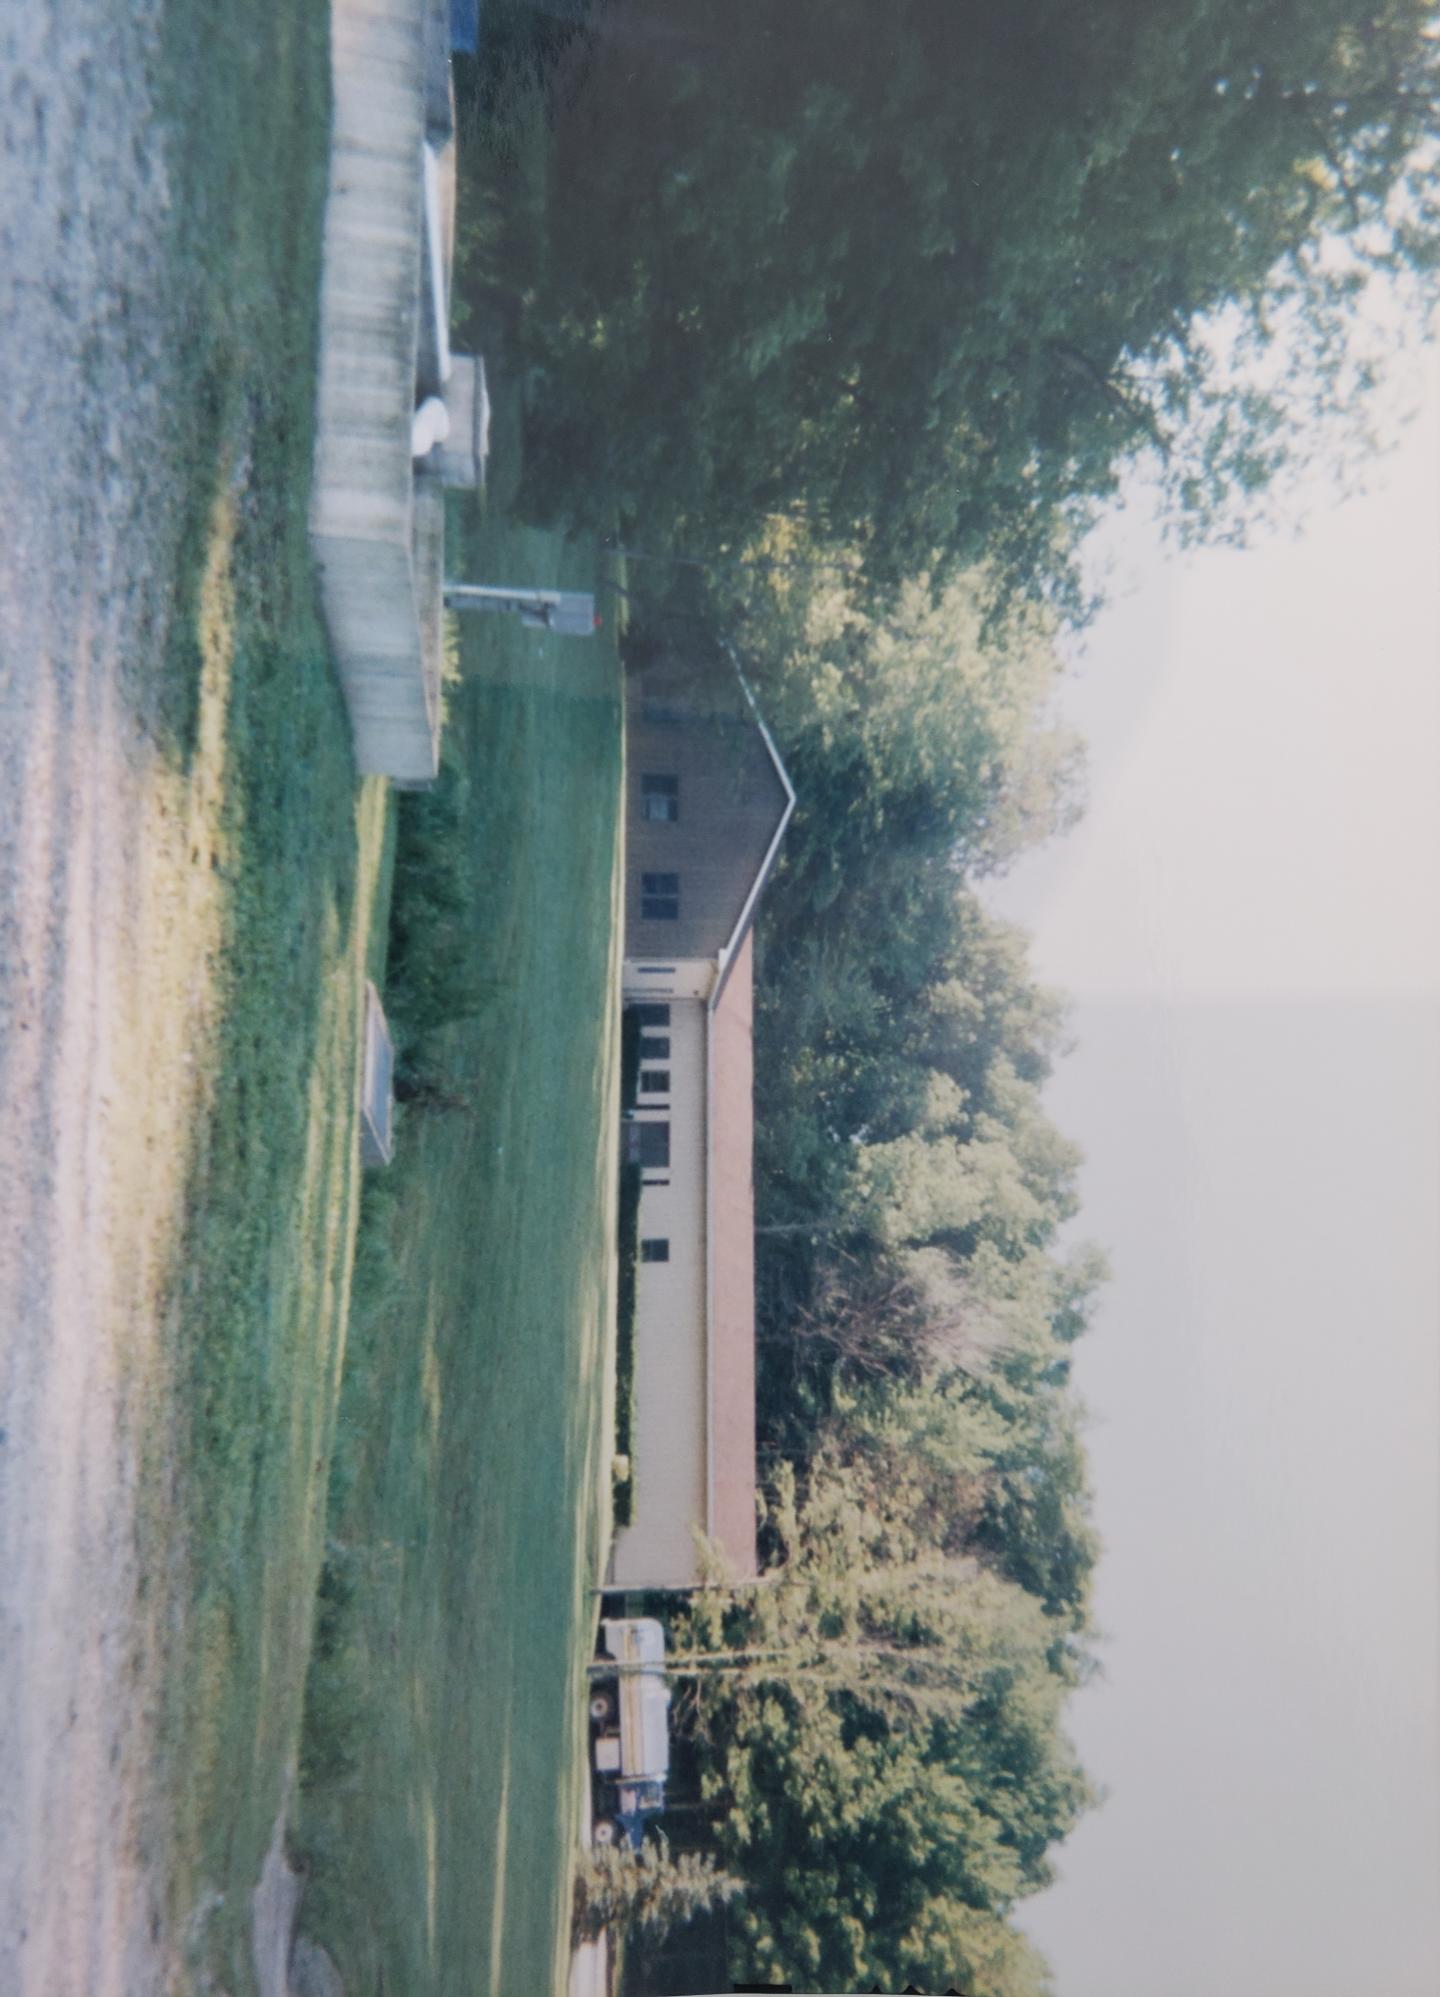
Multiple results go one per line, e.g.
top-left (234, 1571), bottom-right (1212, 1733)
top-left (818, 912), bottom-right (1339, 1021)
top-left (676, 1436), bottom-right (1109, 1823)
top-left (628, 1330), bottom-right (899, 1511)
top-left (588, 1616), bottom-right (671, 1851)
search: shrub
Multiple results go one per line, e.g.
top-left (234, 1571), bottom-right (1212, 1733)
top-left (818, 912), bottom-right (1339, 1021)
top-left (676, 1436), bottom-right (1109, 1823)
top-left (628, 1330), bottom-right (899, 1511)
top-left (572, 1842), bottom-right (741, 1946)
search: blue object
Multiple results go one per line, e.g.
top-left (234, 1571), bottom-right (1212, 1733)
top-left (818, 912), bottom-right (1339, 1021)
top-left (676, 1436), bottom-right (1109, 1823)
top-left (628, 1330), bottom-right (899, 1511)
top-left (449, 0), bottom-right (479, 53)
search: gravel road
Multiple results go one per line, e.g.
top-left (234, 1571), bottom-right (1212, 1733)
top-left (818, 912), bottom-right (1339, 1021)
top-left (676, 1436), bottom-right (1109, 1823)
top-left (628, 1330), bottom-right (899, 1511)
top-left (0, 6), bottom-right (218, 1990)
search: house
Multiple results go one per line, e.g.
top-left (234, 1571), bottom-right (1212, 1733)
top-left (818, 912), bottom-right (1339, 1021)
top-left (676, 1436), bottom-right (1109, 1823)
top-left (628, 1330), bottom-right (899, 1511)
top-left (609, 648), bottom-right (795, 1591)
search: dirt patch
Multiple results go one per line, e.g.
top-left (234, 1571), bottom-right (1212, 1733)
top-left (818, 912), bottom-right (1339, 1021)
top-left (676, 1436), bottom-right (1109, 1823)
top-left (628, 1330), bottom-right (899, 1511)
top-left (0, 6), bottom-right (234, 1990)
top-left (250, 1800), bottom-right (349, 1997)
top-left (251, 1806), bottom-right (304, 1997)
top-left (289, 1937), bottom-right (349, 1997)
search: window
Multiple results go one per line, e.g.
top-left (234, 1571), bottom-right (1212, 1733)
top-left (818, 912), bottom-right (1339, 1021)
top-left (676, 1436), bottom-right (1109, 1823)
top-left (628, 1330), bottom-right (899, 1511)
top-left (633, 1004), bottom-right (671, 1028)
top-left (641, 871), bottom-right (679, 921)
top-left (638, 1122), bottom-right (670, 1169)
top-left (640, 1069), bottom-right (670, 1094)
top-left (642, 774), bottom-right (679, 822)
top-left (639, 1034), bottom-right (670, 1061)
top-left (640, 1238), bottom-right (670, 1264)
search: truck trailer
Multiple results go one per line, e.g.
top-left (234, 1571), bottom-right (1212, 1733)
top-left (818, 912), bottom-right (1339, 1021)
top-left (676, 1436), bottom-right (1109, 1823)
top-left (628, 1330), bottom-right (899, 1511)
top-left (589, 1616), bottom-right (671, 1851)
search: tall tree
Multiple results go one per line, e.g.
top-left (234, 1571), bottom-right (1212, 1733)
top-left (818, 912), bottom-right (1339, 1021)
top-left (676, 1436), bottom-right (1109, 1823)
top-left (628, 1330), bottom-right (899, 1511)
top-left (668, 1458), bottom-right (1095, 1994)
top-left (515, 0), bottom-right (1440, 615)
top-left (743, 568), bottom-right (1083, 911)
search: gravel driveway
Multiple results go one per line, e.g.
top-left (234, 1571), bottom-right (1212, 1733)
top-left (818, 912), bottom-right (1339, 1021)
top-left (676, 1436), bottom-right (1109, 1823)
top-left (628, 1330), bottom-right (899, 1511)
top-left (0, 7), bottom-right (227, 1989)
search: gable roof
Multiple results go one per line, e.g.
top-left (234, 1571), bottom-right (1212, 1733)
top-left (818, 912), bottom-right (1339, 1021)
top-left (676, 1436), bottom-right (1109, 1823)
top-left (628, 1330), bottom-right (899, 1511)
top-left (624, 645), bottom-right (795, 979)
top-left (709, 644), bottom-right (795, 1011)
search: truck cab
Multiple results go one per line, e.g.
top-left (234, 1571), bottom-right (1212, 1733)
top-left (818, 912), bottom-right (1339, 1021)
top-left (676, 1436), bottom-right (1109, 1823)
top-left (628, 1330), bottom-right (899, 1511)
top-left (589, 1616), bottom-right (671, 1852)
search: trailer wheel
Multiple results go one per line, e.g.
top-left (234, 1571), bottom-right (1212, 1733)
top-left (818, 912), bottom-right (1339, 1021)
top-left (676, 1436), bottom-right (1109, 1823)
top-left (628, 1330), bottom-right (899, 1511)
top-left (589, 1691), bottom-right (614, 1723)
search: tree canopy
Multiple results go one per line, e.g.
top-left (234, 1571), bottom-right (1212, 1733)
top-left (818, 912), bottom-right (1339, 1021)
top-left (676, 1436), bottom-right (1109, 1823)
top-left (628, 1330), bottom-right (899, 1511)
top-left (668, 1454), bottom-right (1095, 1994)
top-left (515, 0), bottom-right (1440, 616)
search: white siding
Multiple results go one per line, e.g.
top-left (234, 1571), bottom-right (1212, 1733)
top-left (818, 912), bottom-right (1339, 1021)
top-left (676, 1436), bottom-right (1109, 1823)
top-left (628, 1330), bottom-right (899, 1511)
top-left (612, 999), bottom-right (708, 1586)
top-left (622, 956), bottom-right (715, 1003)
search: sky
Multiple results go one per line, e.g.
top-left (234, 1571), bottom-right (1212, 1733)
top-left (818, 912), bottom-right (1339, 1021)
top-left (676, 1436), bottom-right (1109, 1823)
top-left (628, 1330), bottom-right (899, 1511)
top-left (989, 325), bottom-right (1440, 1996)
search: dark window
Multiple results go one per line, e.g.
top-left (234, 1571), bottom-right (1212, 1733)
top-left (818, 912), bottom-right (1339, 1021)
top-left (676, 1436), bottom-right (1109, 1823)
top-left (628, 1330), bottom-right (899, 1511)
top-left (633, 1004), bottom-right (671, 1028)
top-left (640, 1069), bottom-right (670, 1094)
top-left (642, 774), bottom-right (679, 822)
top-left (639, 1035), bottom-right (670, 1061)
top-left (641, 871), bottom-right (679, 921)
top-left (638, 1122), bottom-right (670, 1169)
top-left (640, 1238), bottom-right (670, 1264)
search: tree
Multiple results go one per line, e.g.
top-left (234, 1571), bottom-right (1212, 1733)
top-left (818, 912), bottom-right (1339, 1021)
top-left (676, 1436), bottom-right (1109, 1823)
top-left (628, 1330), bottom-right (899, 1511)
top-left (664, 1459), bottom-right (1096, 1994)
top-left (734, 561), bottom-right (1080, 1229)
top-left (571, 1840), bottom-right (741, 1944)
top-left (511, 0), bottom-right (1440, 617)
top-left (742, 567), bottom-right (1083, 910)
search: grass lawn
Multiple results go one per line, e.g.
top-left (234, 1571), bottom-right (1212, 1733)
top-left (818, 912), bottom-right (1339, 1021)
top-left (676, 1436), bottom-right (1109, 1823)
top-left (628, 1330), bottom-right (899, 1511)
top-left (289, 38), bottom-right (627, 1989)
top-left (293, 492), bottom-right (623, 1995)
top-left (290, 42), bottom-right (627, 1992)
top-left (116, 8), bottom-right (624, 1987)
top-left (111, 3), bottom-right (397, 1985)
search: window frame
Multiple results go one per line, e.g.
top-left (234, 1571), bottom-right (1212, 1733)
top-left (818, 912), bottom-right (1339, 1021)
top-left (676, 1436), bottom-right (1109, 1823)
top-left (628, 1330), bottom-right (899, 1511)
top-left (640, 870), bottom-right (680, 922)
top-left (641, 774), bottom-right (680, 823)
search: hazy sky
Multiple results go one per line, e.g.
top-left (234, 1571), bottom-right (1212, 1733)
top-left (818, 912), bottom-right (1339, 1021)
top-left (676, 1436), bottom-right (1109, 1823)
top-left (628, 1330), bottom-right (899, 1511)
top-left (990, 331), bottom-right (1440, 1996)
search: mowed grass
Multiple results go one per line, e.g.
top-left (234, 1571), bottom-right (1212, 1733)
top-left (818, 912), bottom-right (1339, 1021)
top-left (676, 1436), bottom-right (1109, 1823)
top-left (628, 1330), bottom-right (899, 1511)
top-left (111, 3), bottom-right (400, 1986)
top-left (294, 503), bottom-right (623, 1995)
top-left (121, 9), bottom-right (623, 1988)
top-left (292, 48), bottom-right (626, 1994)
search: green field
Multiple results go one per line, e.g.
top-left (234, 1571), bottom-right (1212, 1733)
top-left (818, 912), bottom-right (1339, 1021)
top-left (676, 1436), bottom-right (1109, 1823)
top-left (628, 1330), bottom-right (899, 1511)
top-left (293, 492), bottom-right (623, 1994)
top-left (279, 55), bottom-right (628, 1987)
top-left (126, 1), bottom-right (398, 1981)
top-left (121, 8), bottom-right (625, 1988)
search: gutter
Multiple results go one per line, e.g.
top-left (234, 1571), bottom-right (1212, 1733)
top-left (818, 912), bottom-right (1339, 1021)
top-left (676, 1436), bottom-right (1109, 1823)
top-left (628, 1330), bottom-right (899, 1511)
top-left (704, 983), bottom-right (718, 1544)
top-left (703, 640), bottom-right (796, 1550)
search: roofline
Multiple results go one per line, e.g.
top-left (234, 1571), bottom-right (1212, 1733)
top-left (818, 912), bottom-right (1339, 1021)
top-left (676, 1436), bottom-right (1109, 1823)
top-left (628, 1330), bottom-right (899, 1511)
top-left (708, 640), bottom-right (796, 1016)
top-left (704, 997), bottom-right (717, 1544)
top-left (704, 645), bottom-right (792, 1550)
